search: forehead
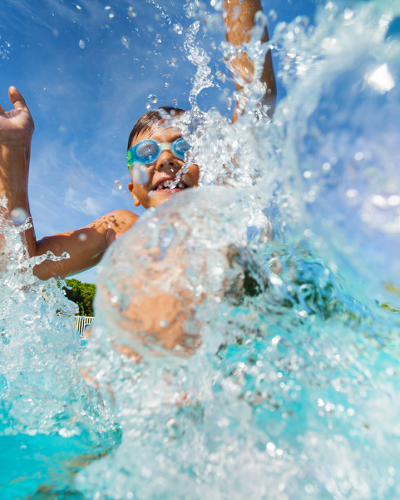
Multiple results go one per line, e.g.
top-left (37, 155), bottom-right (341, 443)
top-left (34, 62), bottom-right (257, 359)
top-left (130, 120), bottom-right (182, 149)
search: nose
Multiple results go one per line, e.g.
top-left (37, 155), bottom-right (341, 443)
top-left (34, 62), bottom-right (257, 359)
top-left (154, 150), bottom-right (181, 173)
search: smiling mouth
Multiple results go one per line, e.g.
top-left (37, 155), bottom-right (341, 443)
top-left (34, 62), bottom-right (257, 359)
top-left (151, 180), bottom-right (190, 193)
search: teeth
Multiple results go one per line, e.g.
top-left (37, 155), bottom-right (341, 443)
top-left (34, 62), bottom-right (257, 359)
top-left (154, 180), bottom-right (186, 191)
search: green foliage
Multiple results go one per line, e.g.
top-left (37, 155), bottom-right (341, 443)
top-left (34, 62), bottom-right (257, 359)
top-left (63, 278), bottom-right (96, 317)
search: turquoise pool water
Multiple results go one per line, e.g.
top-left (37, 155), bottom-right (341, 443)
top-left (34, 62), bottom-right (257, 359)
top-left (1, 0), bottom-right (400, 498)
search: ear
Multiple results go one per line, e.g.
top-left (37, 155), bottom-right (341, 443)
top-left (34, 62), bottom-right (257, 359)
top-left (128, 182), bottom-right (141, 207)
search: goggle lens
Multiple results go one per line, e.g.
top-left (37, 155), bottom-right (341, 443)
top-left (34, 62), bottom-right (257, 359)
top-left (127, 138), bottom-right (190, 169)
top-left (174, 138), bottom-right (191, 158)
top-left (136, 141), bottom-right (158, 161)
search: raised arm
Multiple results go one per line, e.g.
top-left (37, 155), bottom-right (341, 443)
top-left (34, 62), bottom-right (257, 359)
top-left (0, 87), bottom-right (138, 280)
top-left (223, 0), bottom-right (277, 121)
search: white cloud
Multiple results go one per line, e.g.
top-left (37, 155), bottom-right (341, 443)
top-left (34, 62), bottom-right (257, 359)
top-left (64, 188), bottom-right (101, 216)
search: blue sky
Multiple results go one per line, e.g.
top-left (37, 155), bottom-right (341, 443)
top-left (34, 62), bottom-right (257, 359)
top-left (0, 0), bottom-right (318, 283)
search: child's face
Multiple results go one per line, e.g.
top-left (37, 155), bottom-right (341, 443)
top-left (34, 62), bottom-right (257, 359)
top-left (128, 120), bottom-right (199, 209)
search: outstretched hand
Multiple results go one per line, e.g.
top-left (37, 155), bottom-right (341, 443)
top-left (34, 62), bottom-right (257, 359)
top-left (0, 87), bottom-right (34, 146)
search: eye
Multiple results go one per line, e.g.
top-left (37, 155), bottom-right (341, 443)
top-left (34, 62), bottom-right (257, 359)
top-left (174, 138), bottom-right (191, 157)
top-left (136, 141), bottom-right (158, 159)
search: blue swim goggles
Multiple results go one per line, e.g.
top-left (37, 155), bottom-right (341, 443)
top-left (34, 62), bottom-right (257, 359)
top-left (127, 138), bottom-right (191, 170)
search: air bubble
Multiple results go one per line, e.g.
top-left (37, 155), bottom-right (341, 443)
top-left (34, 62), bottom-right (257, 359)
top-left (114, 180), bottom-right (122, 190)
top-left (128, 6), bottom-right (137, 18)
top-left (173, 23), bottom-right (183, 35)
top-left (146, 103), bottom-right (151, 110)
top-left (155, 34), bottom-right (162, 44)
top-left (78, 233), bottom-right (87, 241)
top-left (121, 36), bottom-right (130, 48)
top-left (10, 207), bottom-right (28, 224)
top-left (76, 5), bottom-right (82, 9)
top-left (164, 82), bottom-right (170, 89)
top-left (79, 40), bottom-right (85, 49)
top-left (172, 98), bottom-right (178, 106)
top-left (148, 94), bottom-right (158, 103)
top-left (133, 58), bottom-right (139, 63)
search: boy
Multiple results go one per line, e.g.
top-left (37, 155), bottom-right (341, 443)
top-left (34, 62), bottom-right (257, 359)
top-left (0, 0), bottom-right (276, 282)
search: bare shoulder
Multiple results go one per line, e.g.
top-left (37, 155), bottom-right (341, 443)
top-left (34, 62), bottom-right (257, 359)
top-left (103, 209), bottom-right (140, 244)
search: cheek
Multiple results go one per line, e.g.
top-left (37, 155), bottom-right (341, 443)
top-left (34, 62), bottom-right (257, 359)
top-left (133, 168), bottom-right (153, 193)
top-left (186, 164), bottom-right (200, 184)
top-left (135, 184), bottom-right (150, 199)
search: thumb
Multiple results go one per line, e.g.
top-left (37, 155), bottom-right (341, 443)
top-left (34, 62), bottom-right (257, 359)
top-left (8, 86), bottom-right (29, 112)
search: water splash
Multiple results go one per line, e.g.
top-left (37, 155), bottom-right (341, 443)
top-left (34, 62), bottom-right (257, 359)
top-left (0, 200), bottom-right (118, 494)
top-left (75, 1), bottom-right (400, 498)
top-left (3, 0), bottom-right (400, 498)
top-left (128, 6), bottom-right (137, 19)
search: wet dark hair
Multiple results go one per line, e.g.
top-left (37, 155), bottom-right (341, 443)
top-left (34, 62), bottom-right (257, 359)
top-left (127, 106), bottom-right (186, 150)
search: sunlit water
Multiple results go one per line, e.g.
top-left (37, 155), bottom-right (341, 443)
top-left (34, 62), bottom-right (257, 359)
top-left (2, 1), bottom-right (400, 499)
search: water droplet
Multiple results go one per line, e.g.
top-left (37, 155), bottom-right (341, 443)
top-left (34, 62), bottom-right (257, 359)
top-left (160, 319), bottom-right (169, 328)
top-left (104, 6), bottom-right (115, 18)
top-left (148, 94), bottom-right (158, 103)
top-left (146, 103), bottom-right (151, 110)
top-left (79, 39), bottom-right (85, 49)
top-left (173, 23), bottom-right (183, 35)
top-left (354, 152), bottom-right (364, 161)
top-left (344, 8), bottom-right (354, 20)
top-left (10, 207), bottom-right (27, 224)
top-left (269, 9), bottom-right (277, 22)
top-left (254, 10), bottom-right (267, 28)
top-left (114, 180), bottom-right (122, 190)
top-left (78, 233), bottom-right (87, 241)
top-left (155, 34), bottom-right (162, 43)
top-left (133, 58), bottom-right (139, 63)
top-left (128, 6), bottom-right (137, 18)
top-left (0, 374), bottom-right (9, 398)
top-left (121, 35), bottom-right (130, 48)
top-left (167, 58), bottom-right (178, 68)
top-left (164, 82), bottom-right (170, 89)
top-left (172, 98), bottom-right (178, 106)
top-left (132, 164), bottom-right (149, 185)
top-left (76, 4), bottom-right (82, 9)
top-left (216, 71), bottom-right (227, 82)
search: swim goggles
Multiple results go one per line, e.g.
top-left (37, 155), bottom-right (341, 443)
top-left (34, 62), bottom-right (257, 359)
top-left (127, 138), bottom-right (191, 170)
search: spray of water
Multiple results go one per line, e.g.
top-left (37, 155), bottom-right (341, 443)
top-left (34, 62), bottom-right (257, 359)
top-left (0, 197), bottom-right (118, 495)
top-left (74, 3), bottom-right (400, 498)
top-left (2, 0), bottom-right (400, 498)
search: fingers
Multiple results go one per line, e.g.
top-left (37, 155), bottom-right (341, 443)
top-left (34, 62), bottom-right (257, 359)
top-left (8, 86), bottom-right (29, 112)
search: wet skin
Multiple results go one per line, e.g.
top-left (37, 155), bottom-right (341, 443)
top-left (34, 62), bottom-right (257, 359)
top-left (127, 121), bottom-right (199, 209)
